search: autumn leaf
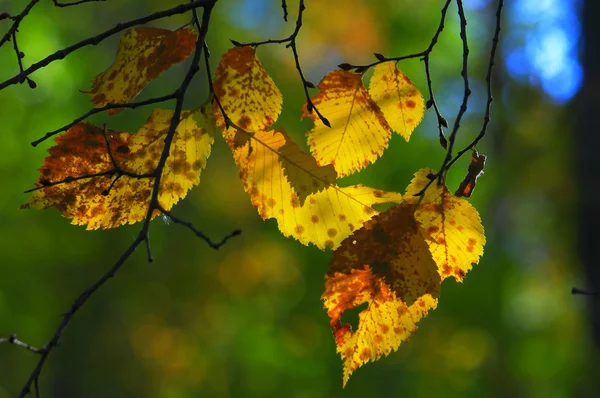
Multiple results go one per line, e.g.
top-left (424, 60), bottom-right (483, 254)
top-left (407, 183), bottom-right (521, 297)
top-left (455, 150), bottom-right (486, 198)
top-left (213, 46), bottom-right (282, 131)
top-left (404, 168), bottom-right (486, 281)
top-left (368, 63), bottom-right (425, 141)
top-left (220, 122), bottom-right (401, 250)
top-left (83, 27), bottom-right (197, 113)
top-left (323, 203), bottom-right (440, 386)
top-left (304, 70), bottom-right (391, 177)
top-left (21, 104), bottom-right (215, 229)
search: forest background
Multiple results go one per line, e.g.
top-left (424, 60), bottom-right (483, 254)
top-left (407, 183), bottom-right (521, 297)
top-left (1, 0), bottom-right (599, 397)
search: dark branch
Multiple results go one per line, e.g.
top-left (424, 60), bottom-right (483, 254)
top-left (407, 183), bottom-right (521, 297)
top-left (31, 93), bottom-right (177, 147)
top-left (437, 0), bottom-right (471, 183)
top-left (281, 0), bottom-right (288, 22)
top-left (52, 0), bottom-right (106, 7)
top-left (11, 32), bottom-right (36, 88)
top-left (232, 1), bottom-right (330, 126)
top-left (447, 0), bottom-right (504, 170)
top-left (157, 204), bottom-right (241, 249)
top-left (0, 0), bottom-right (40, 49)
top-left (572, 287), bottom-right (598, 296)
top-left (16, 3), bottom-right (236, 395)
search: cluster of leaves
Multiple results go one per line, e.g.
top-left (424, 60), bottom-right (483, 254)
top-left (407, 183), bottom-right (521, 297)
top-left (19, 21), bottom-right (487, 386)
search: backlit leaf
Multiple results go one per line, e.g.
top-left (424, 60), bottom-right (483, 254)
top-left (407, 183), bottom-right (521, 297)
top-left (83, 27), bottom-right (197, 113)
top-left (214, 46), bottom-right (282, 131)
top-left (221, 124), bottom-right (401, 250)
top-left (368, 63), bottom-right (425, 141)
top-left (323, 203), bottom-right (440, 386)
top-left (404, 168), bottom-right (485, 281)
top-left (304, 70), bottom-right (391, 177)
top-left (22, 105), bottom-right (215, 229)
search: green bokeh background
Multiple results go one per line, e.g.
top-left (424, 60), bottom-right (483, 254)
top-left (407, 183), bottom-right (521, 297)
top-left (1, 0), bottom-right (598, 397)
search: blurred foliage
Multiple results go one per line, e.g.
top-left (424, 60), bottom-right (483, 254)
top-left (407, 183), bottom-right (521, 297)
top-left (0, 0), bottom-right (598, 397)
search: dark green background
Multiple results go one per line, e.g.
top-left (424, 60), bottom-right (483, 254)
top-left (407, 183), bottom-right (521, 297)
top-left (1, 0), bottom-right (597, 397)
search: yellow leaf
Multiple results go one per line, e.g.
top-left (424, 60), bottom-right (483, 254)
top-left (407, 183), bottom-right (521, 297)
top-left (83, 27), bottom-right (197, 113)
top-left (304, 70), bottom-right (391, 177)
top-left (368, 63), bottom-right (425, 141)
top-left (22, 105), bottom-right (214, 229)
top-left (404, 168), bottom-right (486, 281)
top-left (214, 46), bottom-right (282, 131)
top-left (323, 203), bottom-right (440, 386)
top-left (222, 124), bottom-right (401, 250)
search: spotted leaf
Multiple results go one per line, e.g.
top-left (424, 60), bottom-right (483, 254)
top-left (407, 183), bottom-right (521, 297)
top-left (368, 63), bottom-right (425, 141)
top-left (404, 168), bottom-right (486, 281)
top-left (83, 27), bottom-right (197, 113)
top-left (21, 104), bottom-right (215, 229)
top-left (323, 203), bottom-right (440, 386)
top-left (304, 70), bottom-right (391, 177)
top-left (213, 46), bottom-right (282, 131)
top-left (220, 122), bottom-right (401, 250)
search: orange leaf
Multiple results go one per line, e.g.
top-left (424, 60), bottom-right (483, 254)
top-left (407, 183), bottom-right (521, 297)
top-left (213, 46), bottom-right (282, 131)
top-left (304, 70), bottom-right (391, 177)
top-left (219, 118), bottom-right (401, 250)
top-left (21, 104), bottom-right (214, 229)
top-left (368, 63), bottom-right (425, 141)
top-left (83, 27), bottom-right (197, 114)
top-left (404, 168), bottom-right (486, 281)
top-left (323, 203), bottom-right (440, 386)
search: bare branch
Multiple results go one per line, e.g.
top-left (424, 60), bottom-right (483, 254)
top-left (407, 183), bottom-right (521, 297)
top-left (15, 3), bottom-right (234, 395)
top-left (0, 0), bottom-right (40, 49)
top-left (0, 334), bottom-right (44, 354)
top-left (437, 0), bottom-right (471, 184)
top-left (52, 0), bottom-right (106, 7)
top-left (447, 0), bottom-right (504, 170)
top-left (31, 93), bottom-right (177, 147)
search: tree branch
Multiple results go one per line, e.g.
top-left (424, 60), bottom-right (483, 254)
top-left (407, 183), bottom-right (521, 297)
top-left (0, 334), bottom-right (44, 354)
top-left (437, 0), bottom-right (471, 183)
top-left (52, 0), bottom-right (106, 7)
top-left (15, 2), bottom-right (243, 396)
top-left (447, 0), bottom-right (504, 170)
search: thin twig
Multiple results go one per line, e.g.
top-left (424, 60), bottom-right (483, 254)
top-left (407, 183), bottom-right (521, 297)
top-left (233, 0), bottom-right (329, 126)
top-left (11, 32), bottom-right (36, 88)
top-left (31, 93), bottom-right (177, 147)
top-left (157, 204), bottom-right (241, 249)
top-left (0, 0), bottom-right (40, 49)
top-left (447, 0), bottom-right (504, 170)
top-left (572, 287), bottom-right (598, 296)
top-left (52, 0), bottom-right (105, 7)
top-left (281, 0), bottom-right (288, 21)
top-left (16, 5), bottom-right (230, 395)
top-left (0, 334), bottom-right (44, 354)
top-left (437, 0), bottom-right (471, 184)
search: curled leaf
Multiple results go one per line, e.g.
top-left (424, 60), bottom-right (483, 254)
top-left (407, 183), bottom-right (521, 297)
top-left (455, 150), bottom-right (486, 198)
top-left (323, 203), bottom-right (440, 386)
